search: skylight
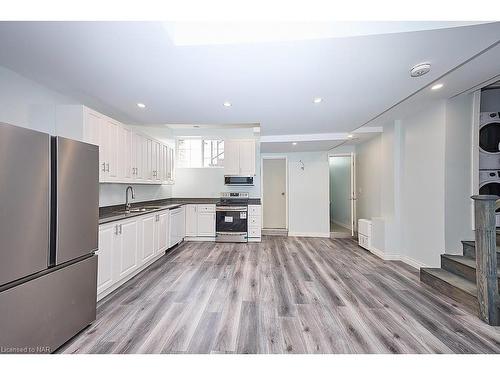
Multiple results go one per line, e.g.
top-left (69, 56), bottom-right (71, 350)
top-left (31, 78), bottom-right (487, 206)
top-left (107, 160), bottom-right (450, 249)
top-left (164, 21), bottom-right (485, 46)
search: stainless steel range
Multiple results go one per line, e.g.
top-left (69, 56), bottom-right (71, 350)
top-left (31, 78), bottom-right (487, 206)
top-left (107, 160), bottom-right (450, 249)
top-left (216, 192), bottom-right (249, 243)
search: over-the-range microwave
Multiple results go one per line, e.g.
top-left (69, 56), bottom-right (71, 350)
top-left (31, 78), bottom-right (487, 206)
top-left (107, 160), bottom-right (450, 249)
top-left (224, 176), bottom-right (254, 186)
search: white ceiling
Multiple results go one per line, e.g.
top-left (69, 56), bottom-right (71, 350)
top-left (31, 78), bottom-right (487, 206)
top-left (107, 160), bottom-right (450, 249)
top-left (0, 21), bottom-right (499, 138)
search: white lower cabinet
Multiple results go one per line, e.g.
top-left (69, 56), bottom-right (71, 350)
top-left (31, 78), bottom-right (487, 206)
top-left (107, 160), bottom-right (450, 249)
top-left (114, 219), bottom-right (139, 280)
top-left (96, 224), bottom-right (115, 295)
top-left (140, 214), bottom-right (156, 264)
top-left (248, 204), bottom-right (262, 242)
top-left (185, 204), bottom-right (216, 240)
top-left (97, 208), bottom-right (176, 301)
top-left (155, 211), bottom-right (169, 254)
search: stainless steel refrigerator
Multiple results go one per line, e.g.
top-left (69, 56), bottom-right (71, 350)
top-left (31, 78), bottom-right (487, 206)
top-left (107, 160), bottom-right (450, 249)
top-left (0, 122), bottom-right (98, 354)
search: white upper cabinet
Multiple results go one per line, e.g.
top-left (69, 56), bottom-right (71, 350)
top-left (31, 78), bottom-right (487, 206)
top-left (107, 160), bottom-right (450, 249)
top-left (56, 105), bottom-right (175, 185)
top-left (223, 139), bottom-right (256, 176)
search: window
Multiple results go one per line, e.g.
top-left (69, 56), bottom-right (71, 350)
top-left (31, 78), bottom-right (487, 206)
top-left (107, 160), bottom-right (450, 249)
top-left (177, 138), bottom-right (224, 168)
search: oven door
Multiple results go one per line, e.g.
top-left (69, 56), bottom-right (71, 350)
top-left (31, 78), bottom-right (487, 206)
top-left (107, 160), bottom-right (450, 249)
top-left (216, 207), bottom-right (248, 242)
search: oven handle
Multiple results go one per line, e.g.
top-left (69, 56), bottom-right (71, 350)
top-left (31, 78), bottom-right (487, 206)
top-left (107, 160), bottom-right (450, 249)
top-left (216, 206), bottom-right (248, 211)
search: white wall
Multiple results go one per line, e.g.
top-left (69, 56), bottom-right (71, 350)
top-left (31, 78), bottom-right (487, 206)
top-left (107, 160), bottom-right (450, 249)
top-left (0, 65), bottom-right (74, 134)
top-left (355, 135), bottom-right (382, 221)
top-left (329, 156), bottom-right (351, 228)
top-left (354, 94), bottom-right (476, 268)
top-left (401, 102), bottom-right (446, 267)
top-left (261, 151), bottom-right (329, 237)
top-left (444, 93), bottom-right (475, 253)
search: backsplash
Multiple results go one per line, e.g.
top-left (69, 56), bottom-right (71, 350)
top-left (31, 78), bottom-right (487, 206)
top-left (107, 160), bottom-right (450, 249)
top-left (99, 183), bottom-right (173, 207)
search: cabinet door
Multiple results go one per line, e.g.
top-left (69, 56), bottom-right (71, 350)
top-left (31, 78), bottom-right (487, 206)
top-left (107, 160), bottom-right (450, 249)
top-left (197, 211), bottom-right (215, 237)
top-left (115, 220), bottom-right (138, 279)
top-left (169, 147), bottom-right (175, 182)
top-left (98, 118), bottom-right (110, 181)
top-left (155, 211), bottom-right (169, 254)
top-left (239, 140), bottom-right (255, 176)
top-left (132, 132), bottom-right (144, 181)
top-left (185, 205), bottom-right (198, 236)
top-left (83, 110), bottom-right (101, 147)
top-left (97, 224), bottom-right (115, 295)
top-left (119, 126), bottom-right (132, 181)
top-left (141, 214), bottom-right (156, 264)
top-left (223, 140), bottom-right (240, 175)
top-left (106, 119), bottom-right (120, 179)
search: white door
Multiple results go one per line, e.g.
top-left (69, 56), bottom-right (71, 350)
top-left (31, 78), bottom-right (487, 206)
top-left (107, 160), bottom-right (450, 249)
top-left (185, 204), bottom-right (198, 236)
top-left (263, 158), bottom-right (287, 229)
top-left (239, 140), bottom-right (255, 175)
top-left (141, 214), bottom-right (156, 264)
top-left (97, 224), bottom-right (115, 294)
top-left (197, 211), bottom-right (215, 237)
top-left (223, 140), bottom-right (240, 175)
top-left (115, 220), bottom-right (138, 279)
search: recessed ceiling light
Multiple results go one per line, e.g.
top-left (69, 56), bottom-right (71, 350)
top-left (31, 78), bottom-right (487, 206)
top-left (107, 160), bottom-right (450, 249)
top-left (431, 83), bottom-right (444, 90)
top-left (347, 134), bottom-right (354, 138)
top-left (137, 103), bottom-right (146, 109)
top-left (313, 97), bottom-right (322, 104)
top-left (292, 142), bottom-right (297, 146)
top-left (223, 101), bottom-right (232, 107)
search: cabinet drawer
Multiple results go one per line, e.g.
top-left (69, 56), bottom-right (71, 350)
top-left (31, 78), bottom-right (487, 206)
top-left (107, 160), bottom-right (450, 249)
top-left (197, 204), bottom-right (215, 213)
top-left (248, 205), bottom-right (261, 216)
top-left (248, 216), bottom-right (261, 227)
top-left (248, 227), bottom-right (261, 238)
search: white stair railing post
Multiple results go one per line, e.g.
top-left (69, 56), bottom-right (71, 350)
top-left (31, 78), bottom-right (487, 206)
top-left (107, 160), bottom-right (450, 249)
top-left (471, 195), bottom-right (499, 326)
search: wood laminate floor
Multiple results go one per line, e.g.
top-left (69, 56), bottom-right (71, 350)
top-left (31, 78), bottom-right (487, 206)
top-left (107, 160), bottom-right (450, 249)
top-left (59, 236), bottom-right (500, 354)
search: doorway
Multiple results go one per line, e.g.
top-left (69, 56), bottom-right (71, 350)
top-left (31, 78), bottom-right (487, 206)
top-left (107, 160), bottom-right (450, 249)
top-left (262, 157), bottom-right (287, 233)
top-left (329, 154), bottom-right (356, 237)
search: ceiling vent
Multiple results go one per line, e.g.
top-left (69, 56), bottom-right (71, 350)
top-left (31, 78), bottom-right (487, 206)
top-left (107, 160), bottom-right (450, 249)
top-left (410, 63), bottom-right (431, 77)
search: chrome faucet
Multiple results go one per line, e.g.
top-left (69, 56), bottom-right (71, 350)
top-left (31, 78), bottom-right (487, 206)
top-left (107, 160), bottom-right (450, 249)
top-left (125, 186), bottom-right (135, 211)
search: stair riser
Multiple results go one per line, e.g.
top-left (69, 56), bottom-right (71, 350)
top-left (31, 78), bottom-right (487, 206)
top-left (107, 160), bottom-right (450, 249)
top-left (462, 242), bottom-right (500, 266)
top-left (442, 257), bottom-right (500, 290)
top-left (420, 270), bottom-right (479, 315)
top-left (441, 256), bottom-right (476, 283)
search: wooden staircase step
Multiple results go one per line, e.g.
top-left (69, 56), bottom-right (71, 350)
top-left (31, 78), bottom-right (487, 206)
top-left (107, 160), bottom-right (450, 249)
top-left (461, 240), bottom-right (500, 266)
top-left (441, 254), bottom-right (500, 289)
top-left (420, 268), bottom-right (479, 315)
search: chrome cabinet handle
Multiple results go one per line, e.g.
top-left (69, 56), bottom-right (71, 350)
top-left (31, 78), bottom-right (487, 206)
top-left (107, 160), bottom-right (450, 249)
top-left (106, 163), bottom-right (110, 172)
top-left (119, 224), bottom-right (122, 234)
top-left (115, 225), bottom-right (119, 235)
top-left (102, 162), bottom-right (106, 172)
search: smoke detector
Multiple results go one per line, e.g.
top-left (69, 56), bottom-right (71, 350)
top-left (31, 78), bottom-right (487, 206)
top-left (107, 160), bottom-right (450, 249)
top-left (410, 63), bottom-right (431, 77)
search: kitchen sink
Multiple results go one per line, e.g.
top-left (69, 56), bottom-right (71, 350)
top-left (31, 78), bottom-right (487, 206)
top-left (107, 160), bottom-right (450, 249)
top-left (114, 206), bottom-right (163, 214)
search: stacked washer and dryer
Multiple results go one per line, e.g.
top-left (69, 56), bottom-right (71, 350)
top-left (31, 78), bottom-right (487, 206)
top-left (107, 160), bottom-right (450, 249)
top-left (479, 111), bottom-right (500, 227)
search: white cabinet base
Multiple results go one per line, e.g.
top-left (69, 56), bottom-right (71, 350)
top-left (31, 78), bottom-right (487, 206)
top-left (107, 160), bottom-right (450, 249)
top-left (97, 251), bottom-right (164, 301)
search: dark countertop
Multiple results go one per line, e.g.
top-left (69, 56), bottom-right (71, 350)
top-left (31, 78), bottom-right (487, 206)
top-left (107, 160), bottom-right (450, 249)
top-left (99, 197), bottom-right (261, 225)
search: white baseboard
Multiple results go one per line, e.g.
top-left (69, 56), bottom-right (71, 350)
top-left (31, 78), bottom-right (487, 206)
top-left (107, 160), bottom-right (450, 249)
top-left (288, 232), bottom-right (330, 238)
top-left (368, 246), bottom-right (428, 269)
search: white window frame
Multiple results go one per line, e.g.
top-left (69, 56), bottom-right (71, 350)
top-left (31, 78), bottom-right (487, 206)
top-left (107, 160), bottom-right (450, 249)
top-left (176, 137), bottom-right (225, 168)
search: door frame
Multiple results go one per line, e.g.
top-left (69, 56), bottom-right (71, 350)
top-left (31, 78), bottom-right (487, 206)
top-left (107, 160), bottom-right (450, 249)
top-left (328, 152), bottom-right (357, 236)
top-left (261, 155), bottom-right (289, 230)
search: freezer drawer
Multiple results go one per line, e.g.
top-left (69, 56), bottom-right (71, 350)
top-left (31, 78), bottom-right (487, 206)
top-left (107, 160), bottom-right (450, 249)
top-left (54, 136), bottom-right (99, 265)
top-left (0, 123), bottom-right (50, 286)
top-left (0, 255), bottom-right (97, 353)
